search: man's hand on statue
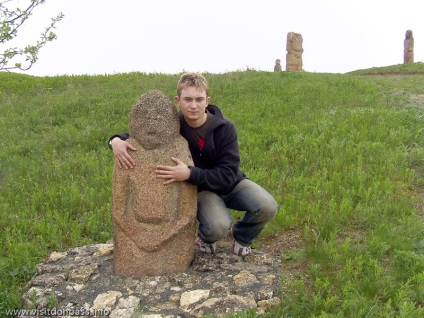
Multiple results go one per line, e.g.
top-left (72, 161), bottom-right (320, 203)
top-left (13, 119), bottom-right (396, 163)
top-left (155, 157), bottom-right (191, 185)
top-left (111, 138), bottom-right (137, 169)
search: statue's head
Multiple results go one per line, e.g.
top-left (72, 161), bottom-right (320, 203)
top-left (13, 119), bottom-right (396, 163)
top-left (129, 90), bottom-right (180, 150)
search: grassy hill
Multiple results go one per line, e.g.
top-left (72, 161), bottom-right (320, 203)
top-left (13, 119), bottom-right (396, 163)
top-left (0, 65), bottom-right (423, 317)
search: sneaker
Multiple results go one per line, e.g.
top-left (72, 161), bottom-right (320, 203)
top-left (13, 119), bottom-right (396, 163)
top-left (232, 240), bottom-right (252, 256)
top-left (197, 238), bottom-right (218, 254)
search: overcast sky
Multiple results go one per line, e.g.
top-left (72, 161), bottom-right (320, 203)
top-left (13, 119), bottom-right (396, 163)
top-left (10, 0), bottom-right (424, 76)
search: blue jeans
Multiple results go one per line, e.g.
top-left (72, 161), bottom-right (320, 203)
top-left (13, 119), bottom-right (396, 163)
top-left (197, 179), bottom-right (278, 246)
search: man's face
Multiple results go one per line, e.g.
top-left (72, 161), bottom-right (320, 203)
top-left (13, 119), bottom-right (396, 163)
top-left (175, 86), bottom-right (210, 127)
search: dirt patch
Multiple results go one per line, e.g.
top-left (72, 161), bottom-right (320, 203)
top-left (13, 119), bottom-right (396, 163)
top-left (258, 228), bottom-right (305, 258)
top-left (357, 71), bottom-right (424, 76)
top-left (409, 94), bottom-right (424, 108)
top-left (257, 228), bottom-right (313, 301)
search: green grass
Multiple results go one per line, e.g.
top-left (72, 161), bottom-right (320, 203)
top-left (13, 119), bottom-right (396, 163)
top-left (0, 65), bottom-right (423, 317)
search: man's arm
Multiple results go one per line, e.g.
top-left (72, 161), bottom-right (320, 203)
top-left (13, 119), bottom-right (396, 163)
top-left (155, 157), bottom-right (191, 185)
top-left (108, 133), bottom-right (136, 169)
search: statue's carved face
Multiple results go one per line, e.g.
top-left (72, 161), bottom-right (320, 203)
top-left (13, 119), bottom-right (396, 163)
top-left (129, 91), bottom-right (180, 150)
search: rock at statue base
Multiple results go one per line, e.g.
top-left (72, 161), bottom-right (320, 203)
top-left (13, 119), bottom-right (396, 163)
top-left (286, 32), bottom-right (303, 71)
top-left (112, 90), bottom-right (197, 278)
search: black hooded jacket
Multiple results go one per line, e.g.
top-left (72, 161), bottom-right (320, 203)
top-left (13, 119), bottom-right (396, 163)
top-left (109, 104), bottom-right (246, 195)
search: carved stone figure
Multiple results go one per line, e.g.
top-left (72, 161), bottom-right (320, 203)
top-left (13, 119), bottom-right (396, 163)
top-left (274, 59), bottom-right (282, 72)
top-left (404, 30), bottom-right (414, 64)
top-left (286, 32), bottom-right (303, 71)
top-left (112, 90), bottom-right (197, 278)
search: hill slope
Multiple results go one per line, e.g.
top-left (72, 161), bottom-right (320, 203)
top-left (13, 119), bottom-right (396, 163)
top-left (0, 67), bottom-right (423, 316)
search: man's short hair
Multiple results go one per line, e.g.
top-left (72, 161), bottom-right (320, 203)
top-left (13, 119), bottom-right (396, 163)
top-left (177, 73), bottom-right (209, 97)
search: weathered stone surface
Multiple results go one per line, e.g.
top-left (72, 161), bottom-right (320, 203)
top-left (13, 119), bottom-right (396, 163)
top-left (286, 32), bottom-right (303, 71)
top-left (68, 263), bottom-right (99, 284)
top-left (29, 273), bottom-right (66, 288)
top-left (180, 289), bottom-right (210, 309)
top-left (274, 59), bottom-right (282, 72)
top-left (190, 295), bottom-right (257, 317)
top-left (93, 291), bottom-right (122, 311)
top-left (48, 251), bottom-right (67, 262)
top-left (404, 30), bottom-right (414, 64)
top-left (257, 297), bottom-right (281, 315)
top-left (93, 243), bottom-right (114, 257)
top-left (112, 90), bottom-right (197, 278)
top-left (110, 295), bottom-right (140, 318)
top-left (21, 238), bottom-right (283, 317)
top-left (233, 270), bottom-right (259, 286)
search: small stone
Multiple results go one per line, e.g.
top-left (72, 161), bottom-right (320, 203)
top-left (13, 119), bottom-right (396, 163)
top-left (92, 291), bottom-right (122, 311)
top-left (35, 263), bottom-right (62, 275)
top-left (233, 270), bottom-right (259, 287)
top-left (109, 296), bottom-right (140, 318)
top-left (180, 289), bottom-right (210, 309)
top-left (191, 295), bottom-right (257, 317)
top-left (69, 263), bottom-right (98, 283)
top-left (148, 281), bottom-right (157, 287)
top-left (168, 294), bottom-right (180, 303)
top-left (260, 274), bottom-right (276, 286)
top-left (48, 251), bottom-right (67, 263)
top-left (29, 273), bottom-right (66, 288)
top-left (21, 287), bottom-right (42, 308)
top-left (93, 244), bottom-right (114, 257)
top-left (73, 284), bottom-right (85, 292)
top-left (257, 297), bottom-right (281, 311)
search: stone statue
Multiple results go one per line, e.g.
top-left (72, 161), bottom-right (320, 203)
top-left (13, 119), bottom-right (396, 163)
top-left (286, 32), bottom-right (303, 71)
top-left (404, 30), bottom-right (414, 64)
top-left (274, 59), bottom-right (282, 72)
top-left (112, 90), bottom-right (197, 278)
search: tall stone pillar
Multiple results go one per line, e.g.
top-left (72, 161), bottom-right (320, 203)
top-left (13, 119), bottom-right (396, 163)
top-left (286, 32), bottom-right (303, 71)
top-left (404, 30), bottom-right (414, 64)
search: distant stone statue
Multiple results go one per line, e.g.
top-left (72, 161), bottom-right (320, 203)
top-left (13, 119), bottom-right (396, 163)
top-left (404, 30), bottom-right (414, 64)
top-left (286, 32), bottom-right (303, 71)
top-left (274, 59), bottom-right (282, 72)
top-left (112, 90), bottom-right (197, 278)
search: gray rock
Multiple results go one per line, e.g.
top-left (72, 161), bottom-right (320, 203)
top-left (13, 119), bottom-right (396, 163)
top-left (180, 290), bottom-right (210, 309)
top-left (21, 238), bottom-right (283, 317)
